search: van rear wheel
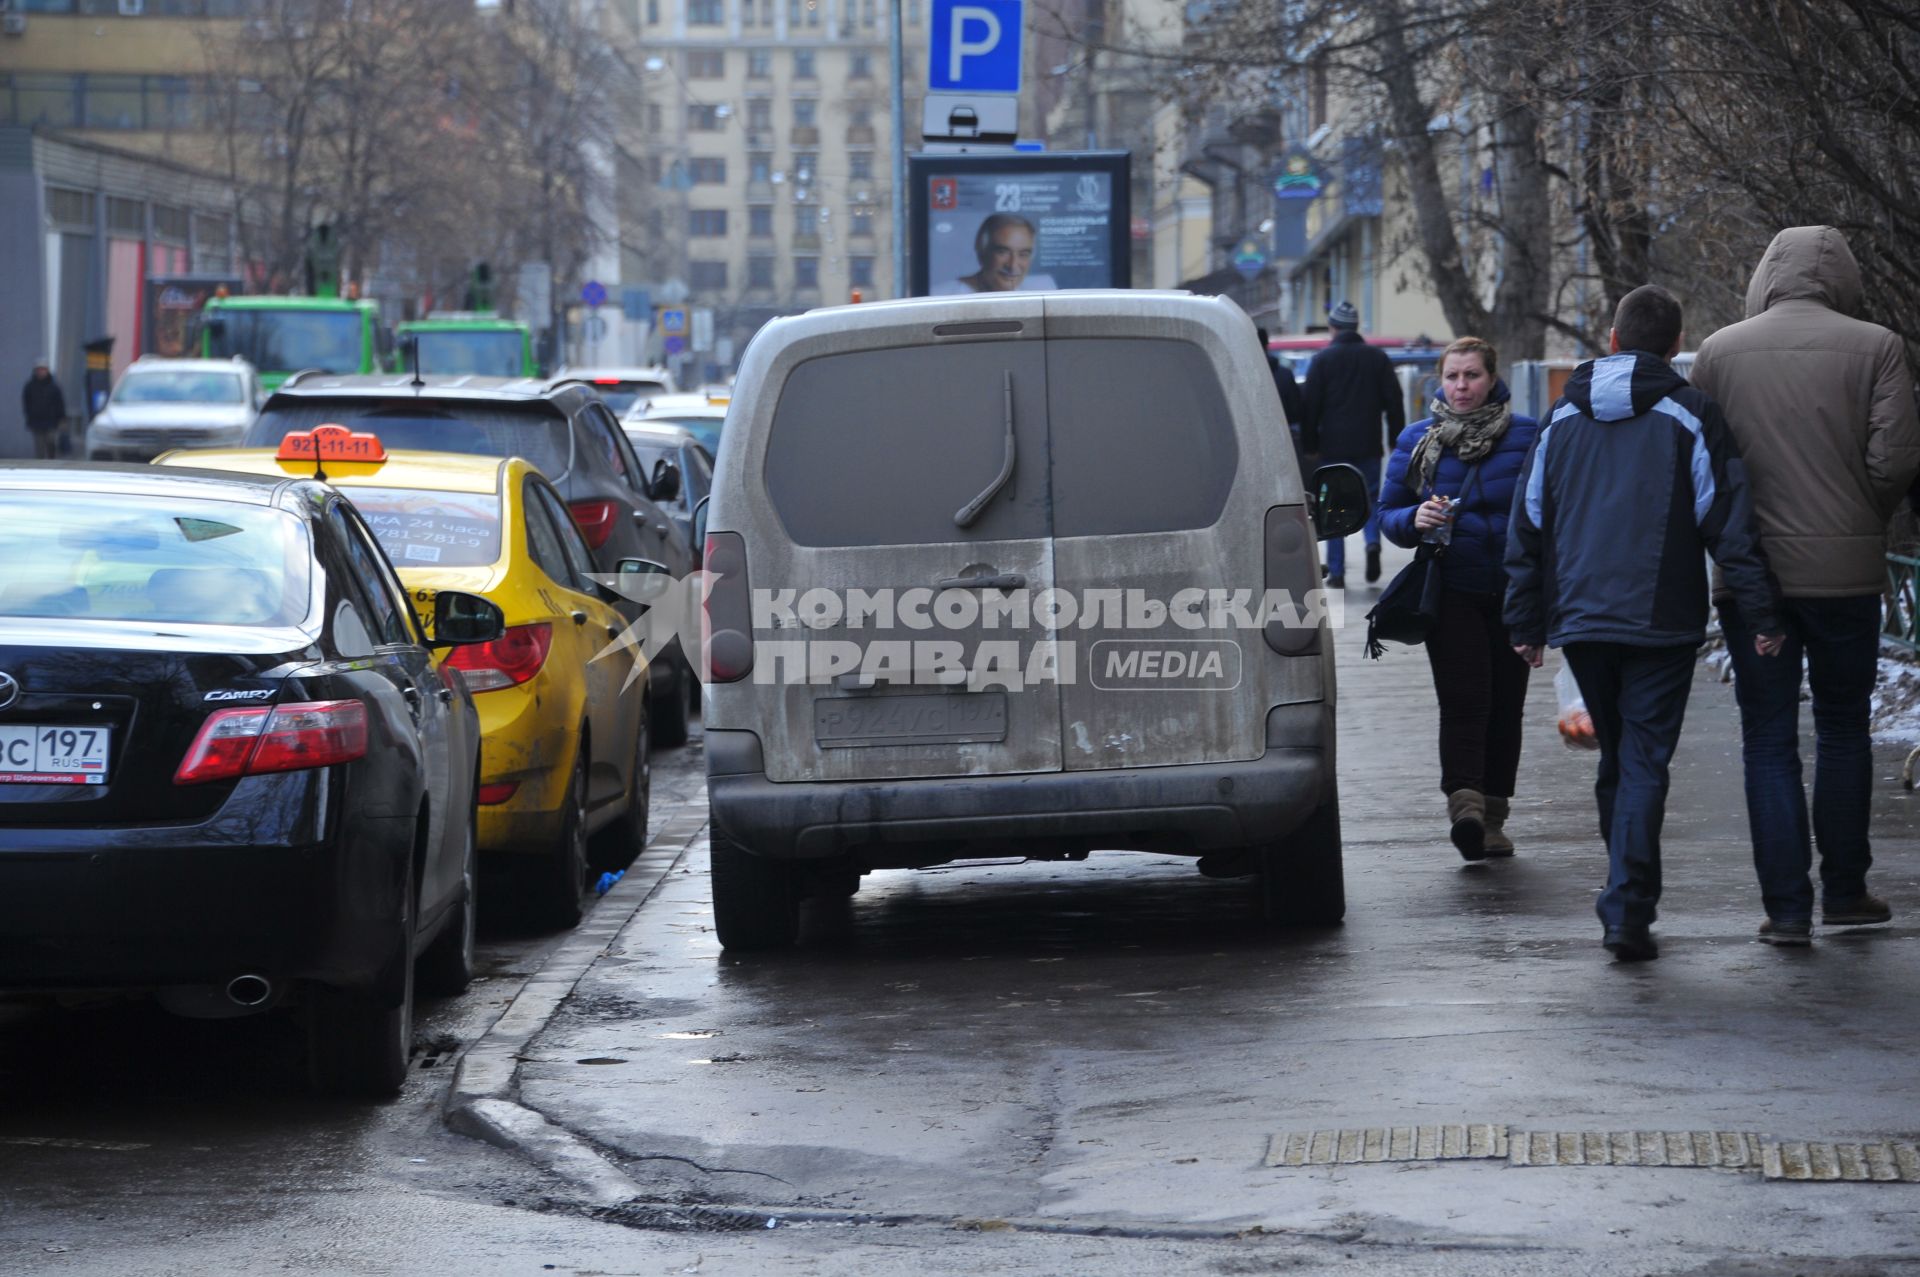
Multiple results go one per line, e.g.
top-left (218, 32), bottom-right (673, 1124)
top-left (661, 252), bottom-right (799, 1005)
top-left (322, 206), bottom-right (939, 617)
top-left (710, 827), bottom-right (799, 950)
top-left (1258, 795), bottom-right (1345, 927)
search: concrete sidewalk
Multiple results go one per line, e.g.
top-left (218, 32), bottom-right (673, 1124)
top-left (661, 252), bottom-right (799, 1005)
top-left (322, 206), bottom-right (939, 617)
top-left (494, 543), bottom-right (1920, 1266)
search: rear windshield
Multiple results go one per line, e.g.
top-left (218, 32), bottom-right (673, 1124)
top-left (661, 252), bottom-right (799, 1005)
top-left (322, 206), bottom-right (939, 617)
top-left (348, 487), bottom-right (503, 568)
top-left (0, 491), bottom-right (311, 627)
top-left (247, 401), bottom-right (571, 478)
top-left (411, 331), bottom-right (526, 378)
top-left (639, 414), bottom-right (722, 451)
top-left (587, 381), bottom-right (666, 415)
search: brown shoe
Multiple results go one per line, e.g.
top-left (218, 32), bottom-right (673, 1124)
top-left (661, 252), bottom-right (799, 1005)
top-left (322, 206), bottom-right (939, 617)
top-left (1823, 894), bottom-right (1892, 926)
top-left (1448, 789), bottom-right (1487, 861)
top-left (1483, 796), bottom-right (1515, 857)
top-left (1758, 917), bottom-right (1812, 946)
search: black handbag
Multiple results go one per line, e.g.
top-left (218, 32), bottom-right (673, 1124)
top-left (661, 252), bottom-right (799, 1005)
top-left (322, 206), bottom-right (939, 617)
top-left (1363, 461), bottom-right (1484, 659)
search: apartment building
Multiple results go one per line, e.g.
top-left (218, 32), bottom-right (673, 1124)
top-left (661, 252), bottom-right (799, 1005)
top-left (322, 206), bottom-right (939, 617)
top-left (633, 0), bottom-right (928, 364)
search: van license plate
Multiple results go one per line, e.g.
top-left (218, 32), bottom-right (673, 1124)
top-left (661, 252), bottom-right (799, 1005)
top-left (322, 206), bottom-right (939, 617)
top-left (814, 692), bottom-right (1008, 748)
top-left (0, 724), bottom-right (111, 784)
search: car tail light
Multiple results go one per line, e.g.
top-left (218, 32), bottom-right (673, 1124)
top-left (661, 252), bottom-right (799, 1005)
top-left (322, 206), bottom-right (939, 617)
top-left (702, 531), bottom-right (753, 683)
top-left (476, 781), bottom-right (519, 805)
top-left (444, 623), bottom-right (553, 692)
top-left (569, 499), bottom-right (619, 549)
top-left (175, 700), bottom-right (368, 785)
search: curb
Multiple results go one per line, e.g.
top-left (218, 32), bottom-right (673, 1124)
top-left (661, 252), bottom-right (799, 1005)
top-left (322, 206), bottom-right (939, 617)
top-left (444, 790), bottom-right (709, 1203)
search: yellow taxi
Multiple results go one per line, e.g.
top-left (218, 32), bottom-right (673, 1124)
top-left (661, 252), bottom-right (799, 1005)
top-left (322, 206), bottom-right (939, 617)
top-left (156, 425), bottom-right (654, 929)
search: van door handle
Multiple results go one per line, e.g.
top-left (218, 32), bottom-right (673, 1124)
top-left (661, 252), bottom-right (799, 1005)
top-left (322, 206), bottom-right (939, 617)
top-left (936, 573), bottom-right (1025, 591)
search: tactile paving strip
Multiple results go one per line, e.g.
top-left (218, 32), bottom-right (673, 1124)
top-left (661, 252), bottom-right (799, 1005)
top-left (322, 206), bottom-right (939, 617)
top-left (1263, 1128), bottom-right (1920, 1182)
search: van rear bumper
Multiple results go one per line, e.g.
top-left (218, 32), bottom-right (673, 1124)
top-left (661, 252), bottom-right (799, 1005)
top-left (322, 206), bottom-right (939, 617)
top-left (706, 706), bottom-right (1332, 863)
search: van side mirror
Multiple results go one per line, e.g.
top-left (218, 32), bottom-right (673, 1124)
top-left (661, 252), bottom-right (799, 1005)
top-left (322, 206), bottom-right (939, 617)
top-left (692, 495), bottom-right (710, 561)
top-left (649, 456), bottom-right (682, 504)
top-left (432, 590), bottom-right (505, 645)
top-left (1309, 463), bottom-right (1372, 541)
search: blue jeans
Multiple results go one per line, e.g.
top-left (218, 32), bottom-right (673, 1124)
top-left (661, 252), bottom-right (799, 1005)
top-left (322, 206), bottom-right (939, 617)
top-left (1323, 455), bottom-right (1382, 579)
top-left (1719, 595), bottom-right (1881, 921)
top-left (1563, 643), bottom-right (1698, 931)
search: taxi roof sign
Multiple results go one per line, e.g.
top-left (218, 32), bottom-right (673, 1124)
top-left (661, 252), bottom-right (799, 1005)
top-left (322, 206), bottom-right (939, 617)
top-left (276, 423), bottom-right (387, 464)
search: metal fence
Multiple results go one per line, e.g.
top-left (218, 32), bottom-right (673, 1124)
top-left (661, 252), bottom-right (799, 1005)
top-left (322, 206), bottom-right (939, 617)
top-left (1889, 552), bottom-right (1920, 654)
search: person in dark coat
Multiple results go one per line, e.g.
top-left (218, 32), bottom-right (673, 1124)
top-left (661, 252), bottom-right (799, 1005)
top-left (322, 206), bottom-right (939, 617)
top-left (1256, 326), bottom-right (1306, 465)
top-left (1302, 300), bottom-right (1405, 586)
top-left (1505, 285), bottom-right (1784, 963)
top-left (1378, 337), bottom-right (1539, 861)
top-left (22, 358), bottom-right (66, 460)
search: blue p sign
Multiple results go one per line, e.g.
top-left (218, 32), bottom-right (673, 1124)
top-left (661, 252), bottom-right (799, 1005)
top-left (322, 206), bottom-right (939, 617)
top-left (929, 0), bottom-right (1023, 93)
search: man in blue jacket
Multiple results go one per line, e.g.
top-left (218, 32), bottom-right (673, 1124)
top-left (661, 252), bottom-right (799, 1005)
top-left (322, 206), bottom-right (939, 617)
top-left (1505, 285), bottom-right (1784, 961)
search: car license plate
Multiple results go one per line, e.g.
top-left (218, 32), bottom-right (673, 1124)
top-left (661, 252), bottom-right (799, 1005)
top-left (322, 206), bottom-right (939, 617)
top-left (0, 724), bottom-right (112, 785)
top-left (813, 692), bottom-right (1008, 748)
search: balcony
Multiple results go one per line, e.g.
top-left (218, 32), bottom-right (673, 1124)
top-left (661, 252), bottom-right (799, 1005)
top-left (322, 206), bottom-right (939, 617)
top-left (792, 231), bottom-right (822, 250)
top-left (790, 126), bottom-right (820, 146)
top-left (845, 125), bottom-right (876, 145)
top-left (746, 179), bottom-right (775, 201)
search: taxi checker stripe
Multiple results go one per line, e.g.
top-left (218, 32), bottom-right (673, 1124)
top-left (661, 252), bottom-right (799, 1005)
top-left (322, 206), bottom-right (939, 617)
top-left (0, 671), bottom-right (18, 711)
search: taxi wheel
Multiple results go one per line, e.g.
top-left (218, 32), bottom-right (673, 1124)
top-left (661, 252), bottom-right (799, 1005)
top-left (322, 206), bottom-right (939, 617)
top-left (652, 659), bottom-right (693, 749)
top-left (530, 750), bottom-right (589, 930)
top-left (590, 710), bottom-right (650, 874)
top-left (308, 890), bottom-right (415, 1099)
top-left (710, 828), bottom-right (799, 950)
top-left (417, 797), bottom-right (478, 996)
top-left (1258, 795), bottom-right (1346, 928)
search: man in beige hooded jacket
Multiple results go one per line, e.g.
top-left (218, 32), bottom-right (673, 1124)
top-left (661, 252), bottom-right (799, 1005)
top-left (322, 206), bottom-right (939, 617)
top-left (1692, 225), bottom-right (1920, 943)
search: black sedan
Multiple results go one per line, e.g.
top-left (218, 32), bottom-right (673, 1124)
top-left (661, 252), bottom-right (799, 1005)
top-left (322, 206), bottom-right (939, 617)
top-left (0, 462), bottom-right (504, 1098)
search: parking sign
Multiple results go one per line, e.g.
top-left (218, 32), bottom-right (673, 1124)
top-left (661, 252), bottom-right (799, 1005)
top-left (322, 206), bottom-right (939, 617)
top-left (928, 0), bottom-right (1023, 93)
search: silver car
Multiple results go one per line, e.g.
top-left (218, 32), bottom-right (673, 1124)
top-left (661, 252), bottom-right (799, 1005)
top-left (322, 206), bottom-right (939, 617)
top-left (86, 357), bottom-right (260, 461)
top-left (702, 291), bottom-right (1369, 949)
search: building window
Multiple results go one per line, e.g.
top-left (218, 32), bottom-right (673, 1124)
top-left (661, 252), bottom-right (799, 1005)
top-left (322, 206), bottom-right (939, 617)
top-left (793, 99), bottom-right (816, 128)
top-left (691, 157), bottom-right (727, 184)
top-left (688, 0), bottom-right (723, 23)
top-left (747, 98), bottom-right (772, 130)
top-left (850, 256), bottom-right (874, 287)
top-left (849, 151), bottom-right (873, 181)
top-left (194, 214), bottom-right (231, 271)
top-left (849, 103), bottom-right (872, 128)
top-left (749, 205), bottom-right (775, 237)
top-left (47, 187), bottom-right (95, 230)
top-left (908, 0), bottom-right (920, 23)
top-left (851, 207), bottom-right (875, 236)
top-left (748, 50), bottom-right (772, 77)
top-left (794, 256), bottom-right (819, 289)
top-left (862, 0), bottom-right (876, 27)
top-left (689, 103), bottom-right (724, 131)
top-left (687, 50), bottom-right (726, 78)
top-left (690, 261), bottom-right (729, 290)
top-left (793, 49), bottom-right (815, 79)
top-left (646, 0), bottom-right (658, 22)
top-left (748, 256), bottom-right (775, 289)
top-left (106, 196), bottom-right (145, 237)
top-left (792, 151), bottom-right (818, 184)
top-left (647, 102), bottom-right (662, 131)
top-left (850, 51), bottom-right (873, 78)
top-left (689, 209), bottom-right (729, 236)
top-left (805, 0), bottom-right (819, 25)
top-left (153, 203), bottom-right (189, 243)
top-left (748, 151), bottom-right (773, 182)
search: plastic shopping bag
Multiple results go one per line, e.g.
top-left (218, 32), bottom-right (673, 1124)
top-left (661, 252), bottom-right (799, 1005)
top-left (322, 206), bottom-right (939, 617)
top-left (1556, 664), bottom-right (1599, 750)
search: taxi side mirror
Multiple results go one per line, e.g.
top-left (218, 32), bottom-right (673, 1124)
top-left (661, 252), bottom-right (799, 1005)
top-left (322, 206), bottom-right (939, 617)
top-left (1310, 463), bottom-right (1372, 540)
top-left (432, 590), bottom-right (505, 646)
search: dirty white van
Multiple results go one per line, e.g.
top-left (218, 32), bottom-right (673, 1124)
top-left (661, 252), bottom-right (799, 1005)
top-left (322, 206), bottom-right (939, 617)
top-left (701, 292), bottom-right (1369, 948)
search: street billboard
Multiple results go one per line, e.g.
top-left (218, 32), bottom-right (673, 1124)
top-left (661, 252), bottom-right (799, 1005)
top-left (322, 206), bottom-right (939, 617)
top-left (143, 275), bottom-right (242, 359)
top-left (908, 151), bottom-right (1132, 297)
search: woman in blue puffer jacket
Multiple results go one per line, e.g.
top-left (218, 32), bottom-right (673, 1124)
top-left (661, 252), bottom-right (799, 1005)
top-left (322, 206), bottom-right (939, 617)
top-left (1378, 336), bottom-right (1540, 861)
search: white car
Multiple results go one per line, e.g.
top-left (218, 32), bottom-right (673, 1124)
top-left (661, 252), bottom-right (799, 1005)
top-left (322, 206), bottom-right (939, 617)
top-left (625, 390), bottom-right (727, 453)
top-left (551, 366), bottom-right (678, 416)
top-left (86, 357), bottom-right (260, 461)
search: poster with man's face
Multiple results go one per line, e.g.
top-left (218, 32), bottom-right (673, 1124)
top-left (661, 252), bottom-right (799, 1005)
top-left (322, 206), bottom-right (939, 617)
top-left (911, 155), bottom-right (1129, 296)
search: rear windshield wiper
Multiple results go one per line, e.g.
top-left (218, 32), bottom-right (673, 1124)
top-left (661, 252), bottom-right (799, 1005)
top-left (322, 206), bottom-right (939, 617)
top-left (953, 370), bottom-right (1016, 529)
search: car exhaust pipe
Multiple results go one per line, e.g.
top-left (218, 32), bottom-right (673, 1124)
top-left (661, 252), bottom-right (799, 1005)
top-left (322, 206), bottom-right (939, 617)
top-left (226, 974), bottom-right (273, 1007)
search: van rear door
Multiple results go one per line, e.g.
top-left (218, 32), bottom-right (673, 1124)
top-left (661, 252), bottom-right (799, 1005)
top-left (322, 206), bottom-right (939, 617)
top-left (1043, 297), bottom-right (1307, 772)
top-left (751, 307), bottom-right (1063, 783)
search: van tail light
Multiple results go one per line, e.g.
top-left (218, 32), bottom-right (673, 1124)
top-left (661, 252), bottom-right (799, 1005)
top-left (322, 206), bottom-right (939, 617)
top-left (568, 499), bottom-right (619, 549)
top-left (444, 623), bottom-right (553, 692)
top-left (702, 531), bottom-right (753, 684)
top-left (1264, 504), bottom-right (1321, 656)
top-left (175, 700), bottom-right (368, 785)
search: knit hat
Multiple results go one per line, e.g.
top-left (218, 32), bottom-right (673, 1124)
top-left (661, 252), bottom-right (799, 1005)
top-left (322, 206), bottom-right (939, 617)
top-left (1327, 300), bottom-right (1359, 330)
top-left (32, 356), bottom-right (49, 368)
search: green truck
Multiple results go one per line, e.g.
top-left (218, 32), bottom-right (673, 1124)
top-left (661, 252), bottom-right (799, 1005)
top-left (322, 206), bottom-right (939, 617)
top-left (198, 295), bottom-right (386, 393)
top-left (392, 314), bottom-right (538, 379)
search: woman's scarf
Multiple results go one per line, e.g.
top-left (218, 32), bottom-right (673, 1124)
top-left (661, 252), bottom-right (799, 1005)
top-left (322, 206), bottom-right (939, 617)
top-left (1406, 392), bottom-right (1513, 497)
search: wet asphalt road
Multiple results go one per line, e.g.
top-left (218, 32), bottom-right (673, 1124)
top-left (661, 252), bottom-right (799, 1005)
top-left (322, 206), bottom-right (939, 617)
top-left (6, 553), bottom-right (1920, 1274)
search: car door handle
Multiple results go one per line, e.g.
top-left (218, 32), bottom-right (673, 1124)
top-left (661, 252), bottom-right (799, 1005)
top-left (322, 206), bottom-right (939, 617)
top-left (606, 624), bottom-right (621, 640)
top-left (572, 610), bottom-right (588, 626)
top-left (936, 573), bottom-right (1025, 591)
top-left (402, 686), bottom-right (420, 704)
top-left (435, 687), bottom-right (453, 703)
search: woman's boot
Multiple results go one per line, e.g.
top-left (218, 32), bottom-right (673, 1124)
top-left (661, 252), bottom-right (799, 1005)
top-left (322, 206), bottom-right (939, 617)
top-left (1448, 788), bottom-right (1487, 861)
top-left (1483, 796), bottom-right (1515, 857)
